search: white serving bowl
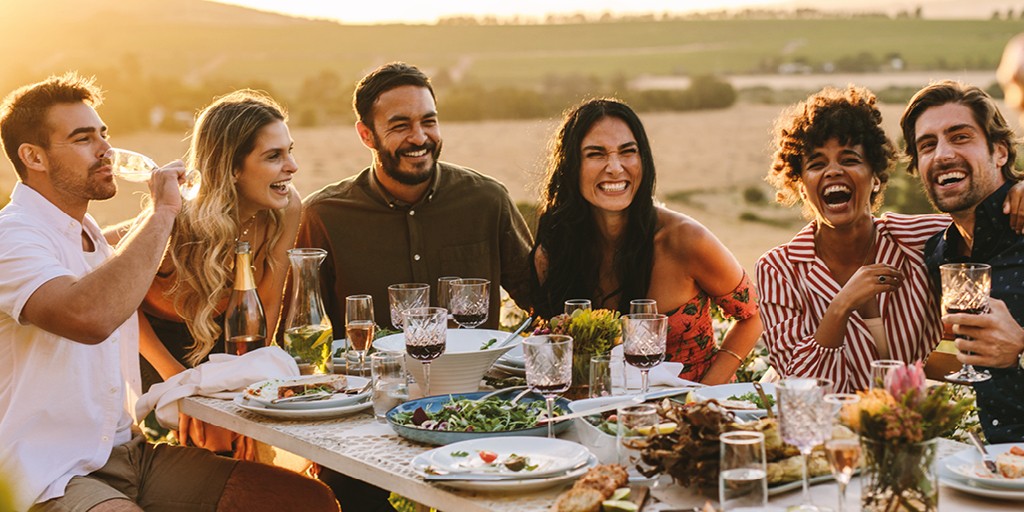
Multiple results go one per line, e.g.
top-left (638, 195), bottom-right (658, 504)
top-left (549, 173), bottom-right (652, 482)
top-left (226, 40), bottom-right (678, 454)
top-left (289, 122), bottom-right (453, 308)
top-left (372, 329), bottom-right (515, 395)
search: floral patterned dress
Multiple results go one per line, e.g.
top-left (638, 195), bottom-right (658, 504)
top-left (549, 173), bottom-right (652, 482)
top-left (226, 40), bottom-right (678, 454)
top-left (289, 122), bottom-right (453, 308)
top-left (664, 272), bottom-right (758, 381)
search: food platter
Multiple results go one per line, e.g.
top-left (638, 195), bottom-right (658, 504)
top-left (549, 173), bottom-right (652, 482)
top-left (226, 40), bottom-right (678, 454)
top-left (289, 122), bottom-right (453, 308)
top-left (386, 390), bottom-right (572, 445)
top-left (693, 382), bottom-right (777, 419)
top-left (242, 375), bottom-right (370, 410)
top-left (232, 394), bottom-right (371, 420)
top-left (942, 444), bottom-right (1024, 491)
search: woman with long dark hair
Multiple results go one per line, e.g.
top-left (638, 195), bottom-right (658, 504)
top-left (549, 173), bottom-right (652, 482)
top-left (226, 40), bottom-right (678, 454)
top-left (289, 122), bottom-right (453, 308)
top-left (531, 98), bottom-right (761, 384)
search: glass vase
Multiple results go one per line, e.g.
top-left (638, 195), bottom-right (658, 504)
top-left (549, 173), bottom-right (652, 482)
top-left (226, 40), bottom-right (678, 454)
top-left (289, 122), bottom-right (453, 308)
top-left (860, 437), bottom-right (938, 512)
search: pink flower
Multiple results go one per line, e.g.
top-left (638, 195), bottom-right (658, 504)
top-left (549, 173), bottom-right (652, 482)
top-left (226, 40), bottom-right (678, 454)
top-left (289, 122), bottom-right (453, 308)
top-left (885, 360), bottom-right (927, 404)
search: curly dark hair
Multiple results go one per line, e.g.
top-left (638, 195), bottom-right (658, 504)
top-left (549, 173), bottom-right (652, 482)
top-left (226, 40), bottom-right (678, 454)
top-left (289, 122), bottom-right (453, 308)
top-left (530, 98), bottom-right (657, 318)
top-left (767, 86), bottom-right (894, 215)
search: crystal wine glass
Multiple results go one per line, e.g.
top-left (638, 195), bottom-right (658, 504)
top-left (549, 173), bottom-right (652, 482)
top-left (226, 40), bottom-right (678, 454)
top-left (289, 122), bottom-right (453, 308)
top-left (523, 334), bottom-right (572, 438)
top-left (564, 299), bottom-right (592, 317)
top-left (345, 294), bottom-right (375, 377)
top-left (450, 278), bottom-right (489, 328)
top-left (436, 276), bottom-right (459, 324)
top-left (103, 148), bottom-right (202, 200)
top-left (387, 283), bottom-right (429, 330)
top-left (777, 377), bottom-right (833, 512)
top-left (620, 313), bottom-right (668, 394)
top-left (402, 307), bottom-right (447, 397)
top-left (629, 299), bottom-right (658, 315)
top-left (940, 263), bottom-right (992, 384)
top-left (824, 393), bottom-right (862, 512)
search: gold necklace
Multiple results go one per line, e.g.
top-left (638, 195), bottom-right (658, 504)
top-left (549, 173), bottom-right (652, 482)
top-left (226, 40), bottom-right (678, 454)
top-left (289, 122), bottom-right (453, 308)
top-left (237, 213), bottom-right (258, 243)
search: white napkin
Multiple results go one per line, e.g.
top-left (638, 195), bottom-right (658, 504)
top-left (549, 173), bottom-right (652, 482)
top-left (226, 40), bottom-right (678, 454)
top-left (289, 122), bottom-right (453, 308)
top-left (609, 345), bottom-right (697, 390)
top-left (135, 346), bottom-right (299, 429)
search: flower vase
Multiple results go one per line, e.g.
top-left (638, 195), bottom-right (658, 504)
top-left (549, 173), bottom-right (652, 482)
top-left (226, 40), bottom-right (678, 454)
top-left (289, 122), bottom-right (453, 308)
top-left (860, 437), bottom-right (939, 512)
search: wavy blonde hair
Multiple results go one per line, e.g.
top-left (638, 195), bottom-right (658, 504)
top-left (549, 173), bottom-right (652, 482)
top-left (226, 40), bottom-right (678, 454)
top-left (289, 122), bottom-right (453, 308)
top-left (165, 90), bottom-right (288, 365)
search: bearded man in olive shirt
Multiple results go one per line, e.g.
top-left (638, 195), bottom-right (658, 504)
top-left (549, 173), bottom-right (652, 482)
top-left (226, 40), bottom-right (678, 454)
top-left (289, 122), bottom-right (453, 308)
top-left (298, 61), bottom-right (533, 333)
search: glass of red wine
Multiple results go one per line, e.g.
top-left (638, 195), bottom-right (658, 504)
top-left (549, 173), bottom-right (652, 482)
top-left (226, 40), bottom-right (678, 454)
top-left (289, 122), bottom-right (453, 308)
top-left (401, 307), bottom-right (447, 397)
top-left (450, 278), bottom-right (489, 328)
top-left (621, 313), bottom-right (668, 394)
top-left (940, 263), bottom-right (992, 384)
top-left (523, 334), bottom-right (573, 438)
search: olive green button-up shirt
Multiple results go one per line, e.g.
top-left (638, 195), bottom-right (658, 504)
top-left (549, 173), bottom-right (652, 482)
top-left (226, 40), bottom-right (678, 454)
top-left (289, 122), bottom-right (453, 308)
top-left (296, 162), bottom-right (534, 332)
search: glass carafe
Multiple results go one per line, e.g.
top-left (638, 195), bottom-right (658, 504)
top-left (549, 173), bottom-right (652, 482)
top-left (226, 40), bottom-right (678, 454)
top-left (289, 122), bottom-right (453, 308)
top-left (283, 248), bottom-right (333, 375)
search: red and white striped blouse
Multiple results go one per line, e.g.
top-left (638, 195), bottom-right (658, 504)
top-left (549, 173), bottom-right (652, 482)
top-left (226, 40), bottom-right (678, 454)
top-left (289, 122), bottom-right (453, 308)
top-left (755, 213), bottom-right (950, 392)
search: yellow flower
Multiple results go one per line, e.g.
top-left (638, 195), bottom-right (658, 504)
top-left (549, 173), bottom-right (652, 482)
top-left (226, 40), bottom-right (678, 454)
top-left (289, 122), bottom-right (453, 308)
top-left (842, 389), bottom-right (895, 431)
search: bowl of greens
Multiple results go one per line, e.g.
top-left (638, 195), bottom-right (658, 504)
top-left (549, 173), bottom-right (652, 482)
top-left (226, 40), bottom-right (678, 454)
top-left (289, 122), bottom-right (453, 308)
top-left (386, 389), bottom-right (572, 445)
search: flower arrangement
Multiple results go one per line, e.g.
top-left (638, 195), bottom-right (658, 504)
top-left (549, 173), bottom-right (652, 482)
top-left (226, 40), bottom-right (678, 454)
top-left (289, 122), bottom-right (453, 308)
top-left (532, 309), bottom-right (621, 396)
top-left (840, 361), bottom-right (971, 512)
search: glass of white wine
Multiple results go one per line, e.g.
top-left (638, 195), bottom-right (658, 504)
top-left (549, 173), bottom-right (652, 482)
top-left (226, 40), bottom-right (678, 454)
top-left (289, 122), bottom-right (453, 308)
top-left (104, 148), bottom-right (202, 200)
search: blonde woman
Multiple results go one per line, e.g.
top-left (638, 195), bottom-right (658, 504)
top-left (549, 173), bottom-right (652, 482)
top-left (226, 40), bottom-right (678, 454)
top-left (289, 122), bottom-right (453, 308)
top-left (110, 90), bottom-right (300, 453)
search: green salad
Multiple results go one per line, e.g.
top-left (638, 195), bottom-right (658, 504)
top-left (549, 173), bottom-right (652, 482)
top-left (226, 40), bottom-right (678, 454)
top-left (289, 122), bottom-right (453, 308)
top-left (392, 397), bottom-right (563, 432)
top-left (727, 391), bottom-right (776, 409)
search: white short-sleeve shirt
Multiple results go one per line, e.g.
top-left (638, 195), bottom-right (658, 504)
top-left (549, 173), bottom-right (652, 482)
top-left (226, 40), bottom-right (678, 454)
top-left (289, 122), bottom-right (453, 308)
top-left (0, 183), bottom-right (141, 509)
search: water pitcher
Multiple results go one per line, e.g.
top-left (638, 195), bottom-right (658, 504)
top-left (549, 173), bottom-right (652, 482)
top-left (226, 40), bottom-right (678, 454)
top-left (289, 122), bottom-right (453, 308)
top-left (283, 248), bottom-right (333, 374)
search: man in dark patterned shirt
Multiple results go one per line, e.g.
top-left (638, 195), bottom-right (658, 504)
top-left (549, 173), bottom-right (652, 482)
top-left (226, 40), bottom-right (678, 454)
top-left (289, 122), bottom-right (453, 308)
top-left (900, 81), bottom-right (1024, 443)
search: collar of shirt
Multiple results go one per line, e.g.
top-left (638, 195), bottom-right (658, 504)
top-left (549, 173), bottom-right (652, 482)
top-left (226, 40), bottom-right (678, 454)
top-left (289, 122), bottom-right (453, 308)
top-left (368, 165), bottom-right (439, 209)
top-left (8, 182), bottom-right (97, 245)
top-left (933, 181), bottom-right (1015, 264)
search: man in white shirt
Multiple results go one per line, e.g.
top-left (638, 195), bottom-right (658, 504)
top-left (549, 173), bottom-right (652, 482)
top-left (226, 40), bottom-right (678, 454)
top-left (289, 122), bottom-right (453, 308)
top-left (0, 74), bottom-right (337, 511)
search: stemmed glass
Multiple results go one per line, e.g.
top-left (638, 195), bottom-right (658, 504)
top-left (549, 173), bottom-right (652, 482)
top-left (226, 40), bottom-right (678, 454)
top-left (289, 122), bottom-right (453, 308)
top-left (940, 263), bottom-right (992, 384)
top-left (621, 313), bottom-right (668, 394)
top-left (523, 334), bottom-right (572, 438)
top-left (777, 377), bottom-right (833, 512)
top-left (824, 393), bottom-right (862, 512)
top-left (436, 276), bottom-right (459, 324)
top-left (387, 283), bottom-right (429, 330)
top-left (103, 148), bottom-right (202, 200)
top-left (564, 299), bottom-right (592, 316)
top-left (450, 278), bottom-right (489, 328)
top-left (629, 299), bottom-right (658, 315)
top-left (402, 307), bottom-right (447, 397)
top-left (345, 295), bottom-right (375, 376)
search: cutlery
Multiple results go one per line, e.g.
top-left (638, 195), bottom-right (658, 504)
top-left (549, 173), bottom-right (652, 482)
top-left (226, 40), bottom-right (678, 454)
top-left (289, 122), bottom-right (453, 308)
top-left (537, 387), bottom-right (698, 425)
top-left (968, 430), bottom-right (999, 474)
top-left (472, 385), bottom-right (528, 403)
top-left (270, 380), bottom-right (372, 404)
top-left (494, 317), bottom-right (533, 349)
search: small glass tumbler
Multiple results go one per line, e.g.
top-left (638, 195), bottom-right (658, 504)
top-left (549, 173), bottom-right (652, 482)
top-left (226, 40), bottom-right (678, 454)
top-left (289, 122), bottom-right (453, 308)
top-left (564, 299), bottom-right (592, 317)
top-left (370, 352), bottom-right (409, 423)
top-left (629, 299), bottom-right (658, 315)
top-left (719, 431), bottom-right (768, 511)
top-left (617, 404), bottom-right (659, 483)
top-left (868, 359), bottom-right (905, 390)
top-left (589, 355), bottom-right (613, 398)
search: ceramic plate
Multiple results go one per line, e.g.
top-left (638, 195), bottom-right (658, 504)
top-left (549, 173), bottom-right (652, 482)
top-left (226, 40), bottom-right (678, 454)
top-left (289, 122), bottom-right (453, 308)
top-left (413, 451), bottom-right (597, 492)
top-left (497, 345), bottom-right (525, 367)
top-left (421, 436), bottom-right (592, 480)
top-left (942, 444), bottom-right (1024, 490)
top-left (940, 464), bottom-right (1024, 500)
top-left (233, 394), bottom-right (371, 420)
top-left (694, 382), bottom-right (776, 419)
top-left (386, 390), bottom-right (572, 445)
top-left (492, 361), bottom-right (526, 376)
top-left (242, 375), bottom-right (370, 410)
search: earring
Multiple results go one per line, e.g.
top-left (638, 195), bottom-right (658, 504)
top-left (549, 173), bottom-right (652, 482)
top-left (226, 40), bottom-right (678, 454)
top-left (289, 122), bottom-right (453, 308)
top-left (872, 182), bottom-right (880, 193)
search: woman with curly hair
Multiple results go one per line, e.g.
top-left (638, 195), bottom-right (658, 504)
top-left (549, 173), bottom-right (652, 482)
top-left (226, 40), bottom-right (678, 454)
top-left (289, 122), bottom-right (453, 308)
top-left (111, 90), bottom-right (300, 454)
top-left (531, 98), bottom-right (761, 385)
top-left (755, 85), bottom-right (1024, 392)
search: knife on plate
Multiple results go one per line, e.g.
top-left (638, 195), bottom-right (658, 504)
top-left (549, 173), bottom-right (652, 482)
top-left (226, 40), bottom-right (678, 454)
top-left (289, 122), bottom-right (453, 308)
top-left (968, 430), bottom-right (998, 474)
top-left (537, 387), bottom-right (698, 425)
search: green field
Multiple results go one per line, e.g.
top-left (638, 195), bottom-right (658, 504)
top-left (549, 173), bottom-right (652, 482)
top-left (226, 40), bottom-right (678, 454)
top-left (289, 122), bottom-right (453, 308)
top-left (1, 0), bottom-right (1021, 97)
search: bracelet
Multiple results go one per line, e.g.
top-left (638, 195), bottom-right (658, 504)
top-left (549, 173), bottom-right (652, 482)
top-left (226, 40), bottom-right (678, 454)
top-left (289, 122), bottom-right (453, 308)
top-left (718, 348), bottom-right (744, 362)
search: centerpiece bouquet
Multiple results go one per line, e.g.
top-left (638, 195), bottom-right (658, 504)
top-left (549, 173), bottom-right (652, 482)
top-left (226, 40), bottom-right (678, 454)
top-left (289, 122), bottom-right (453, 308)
top-left (531, 309), bottom-right (621, 398)
top-left (840, 361), bottom-right (971, 512)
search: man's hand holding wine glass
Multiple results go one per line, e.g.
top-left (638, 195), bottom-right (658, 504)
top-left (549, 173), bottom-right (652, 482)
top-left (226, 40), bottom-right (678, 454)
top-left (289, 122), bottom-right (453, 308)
top-left (944, 297), bottom-right (1024, 369)
top-left (148, 160), bottom-right (186, 215)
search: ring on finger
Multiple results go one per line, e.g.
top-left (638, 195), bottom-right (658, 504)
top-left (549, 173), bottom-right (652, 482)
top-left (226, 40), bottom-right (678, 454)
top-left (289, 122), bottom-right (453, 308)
top-left (878, 275), bottom-right (887, 284)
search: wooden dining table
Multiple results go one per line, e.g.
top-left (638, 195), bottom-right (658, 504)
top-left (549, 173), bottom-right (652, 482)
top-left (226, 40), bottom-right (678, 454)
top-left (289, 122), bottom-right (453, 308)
top-left (181, 395), bottom-right (1024, 511)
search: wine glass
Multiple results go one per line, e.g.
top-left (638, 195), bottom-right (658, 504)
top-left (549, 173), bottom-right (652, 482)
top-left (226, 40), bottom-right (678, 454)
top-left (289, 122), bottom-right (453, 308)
top-left (868, 359), bottom-right (904, 390)
top-left (777, 377), bottom-right (833, 512)
top-left (450, 278), bottom-right (489, 328)
top-left (629, 299), bottom-right (658, 315)
top-left (345, 295), bottom-right (375, 376)
top-left (523, 334), bottom-right (572, 438)
top-left (387, 283), bottom-right (429, 330)
top-left (436, 276), bottom-right (459, 324)
top-left (824, 393), bottom-right (862, 512)
top-left (940, 263), bottom-right (992, 384)
top-left (564, 299), bottom-right (592, 317)
top-left (620, 313), bottom-right (668, 394)
top-left (402, 307), bottom-right (447, 397)
top-left (103, 148), bottom-right (202, 200)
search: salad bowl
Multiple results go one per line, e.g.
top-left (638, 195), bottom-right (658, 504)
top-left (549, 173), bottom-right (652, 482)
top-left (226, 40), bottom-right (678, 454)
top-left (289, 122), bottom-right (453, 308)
top-left (373, 329), bottom-right (515, 394)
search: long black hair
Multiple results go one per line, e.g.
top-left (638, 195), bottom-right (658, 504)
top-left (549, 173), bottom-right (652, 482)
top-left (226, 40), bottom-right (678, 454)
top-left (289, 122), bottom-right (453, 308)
top-left (530, 98), bottom-right (658, 318)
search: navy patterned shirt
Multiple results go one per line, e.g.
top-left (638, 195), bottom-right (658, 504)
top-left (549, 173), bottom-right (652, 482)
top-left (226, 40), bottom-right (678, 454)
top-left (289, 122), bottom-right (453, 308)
top-left (924, 181), bottom-right (1024, 443)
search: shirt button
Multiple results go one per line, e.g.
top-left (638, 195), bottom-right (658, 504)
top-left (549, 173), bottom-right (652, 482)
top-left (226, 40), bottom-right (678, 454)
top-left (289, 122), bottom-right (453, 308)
top-left (409, 210), bottom-right (416, 216)
top-left (110, 387), bottom-right (118, 394)
top-left (102, 436), bottom-right (109, 442)
top-left (414, 254), bottom-right (421, 261)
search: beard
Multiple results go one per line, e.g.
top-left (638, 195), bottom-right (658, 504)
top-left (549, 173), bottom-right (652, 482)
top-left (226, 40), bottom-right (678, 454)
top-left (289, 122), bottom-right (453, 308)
top-left (50, 154), bottom-right (117, 201)
top-left (372, 131), bottom-right (442, 186)
top-left (924, 157), bottom-right (995, 214)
